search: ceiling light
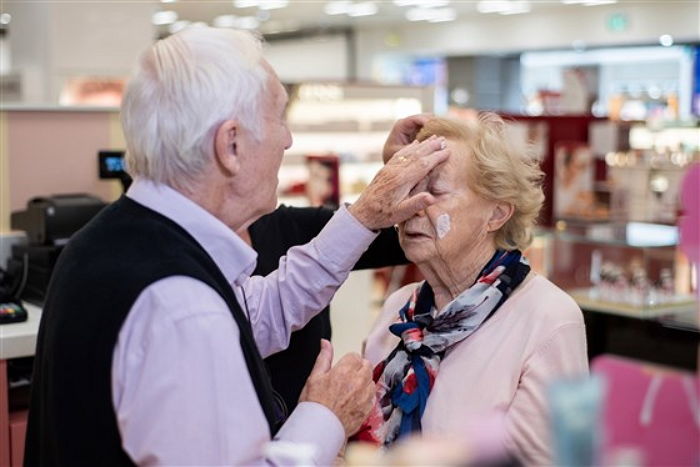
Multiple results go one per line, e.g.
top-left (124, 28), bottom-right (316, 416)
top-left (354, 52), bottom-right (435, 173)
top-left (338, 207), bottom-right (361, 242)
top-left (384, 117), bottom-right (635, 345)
top-left (406, 7), bottom-right (432, 21)
top-left (499, 0), bottom-right (530, 14)
top-left (429, 9), bottom-right (456, 21)
top-left (256, 10), bottom-right (271, 21)
top-left (258, 0), bottom-right (289, 10)
top-left (348, 2), bottom-right (378, 16)
top-left (213, 14), bottom-right (238, 28)
top-left (168, 20), bottom-right (190, 34)
top-left (406, 7), bottom-right (456, 21)
top-left (160, 0), bottom-right (177, 3)
top-left (477, 0), bottom-right (530, 14)
top-left (324, 1), bottom-right (353, 15)
top-left (561, 0), bottom-right (618, 4)
top-left (235, 16), bottom-right (260, 29)
top-left (659, 34), bottom-right (674, 47)
top-left (234, 0), bottom-right (260, 8)
top-left (476, 0), bottom-right (510, 13)
top-left (152, 10), bottom-right (178, 25)
top-left (0, 13), bottom-right (11, 25)
top-left (394, 0), bottom-right (450, 7)
top-left (572, 39), bottom-right (586, 52)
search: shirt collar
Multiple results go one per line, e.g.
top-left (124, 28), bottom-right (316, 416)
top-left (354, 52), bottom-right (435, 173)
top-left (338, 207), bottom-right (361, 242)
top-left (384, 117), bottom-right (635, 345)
top-left (126, 177), bottom-right (257, 286)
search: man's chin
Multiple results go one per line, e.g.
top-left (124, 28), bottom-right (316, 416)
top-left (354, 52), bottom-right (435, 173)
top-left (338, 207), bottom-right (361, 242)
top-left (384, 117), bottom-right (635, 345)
top-left (247, 196), bottom-right (278, 225)
top-left (268, 194), bottom-right (279, 212)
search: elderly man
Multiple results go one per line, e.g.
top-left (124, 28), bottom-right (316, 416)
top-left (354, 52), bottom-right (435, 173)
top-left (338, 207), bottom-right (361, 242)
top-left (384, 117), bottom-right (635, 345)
top-left (25, 27), bottom-right (449, 466)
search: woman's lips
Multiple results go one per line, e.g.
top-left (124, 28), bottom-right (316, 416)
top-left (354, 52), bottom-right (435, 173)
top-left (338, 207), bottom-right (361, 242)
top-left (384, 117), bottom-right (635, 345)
top-left (404, 230), bottom-right (432, 239)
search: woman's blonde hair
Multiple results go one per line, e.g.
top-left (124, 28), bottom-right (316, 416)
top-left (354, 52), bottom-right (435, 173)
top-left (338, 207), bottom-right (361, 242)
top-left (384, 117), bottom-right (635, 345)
top-left (416, 113), bottom-right (544, 251)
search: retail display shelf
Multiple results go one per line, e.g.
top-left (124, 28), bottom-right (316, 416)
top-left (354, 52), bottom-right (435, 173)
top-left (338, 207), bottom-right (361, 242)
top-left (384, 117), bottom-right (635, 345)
top-left (0, 303), bottom-right (42, 360)
top-left (551, 221), bottom-right (679, 247)
top-left (569, 287), bottom-right (697, 321)
top-left (643, 119), bottom-right (700, 130)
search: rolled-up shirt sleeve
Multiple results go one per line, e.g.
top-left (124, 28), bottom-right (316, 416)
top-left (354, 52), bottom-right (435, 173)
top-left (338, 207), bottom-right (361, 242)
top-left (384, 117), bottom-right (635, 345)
top-left (112, 277), bottom-right (345, 466)
top-left (242, 205), bottom-right (378, 358)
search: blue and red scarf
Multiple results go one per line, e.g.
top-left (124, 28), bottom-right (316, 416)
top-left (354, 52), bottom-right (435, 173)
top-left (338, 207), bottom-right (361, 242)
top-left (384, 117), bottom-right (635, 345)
top-left (355, 250), bottom-right (530, 446)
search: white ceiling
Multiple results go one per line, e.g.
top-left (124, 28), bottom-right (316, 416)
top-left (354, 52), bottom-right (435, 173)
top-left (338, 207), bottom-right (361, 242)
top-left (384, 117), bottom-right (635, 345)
top-left (157, 0), bottom-right (637, 36)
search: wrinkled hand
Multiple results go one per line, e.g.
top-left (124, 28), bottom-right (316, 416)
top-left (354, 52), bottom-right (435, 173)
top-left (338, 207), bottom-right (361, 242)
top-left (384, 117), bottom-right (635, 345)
top-left (299, 340), bottom-right (375, 437)
top-left (350, 135), bottom-right (450, 230)
top-left (383, 114), bottom-right (432, 163)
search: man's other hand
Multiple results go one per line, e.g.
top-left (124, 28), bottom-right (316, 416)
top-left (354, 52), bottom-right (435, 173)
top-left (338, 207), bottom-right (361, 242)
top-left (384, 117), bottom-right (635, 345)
top-left (383, 114), bottom-right (432, 163)
top-left (299, 340), bottom-right (375, 437)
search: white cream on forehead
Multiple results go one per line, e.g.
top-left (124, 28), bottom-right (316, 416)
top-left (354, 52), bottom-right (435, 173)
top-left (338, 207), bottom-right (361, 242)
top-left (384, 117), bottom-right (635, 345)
top-left (436, 213), bottom-right (451, 239)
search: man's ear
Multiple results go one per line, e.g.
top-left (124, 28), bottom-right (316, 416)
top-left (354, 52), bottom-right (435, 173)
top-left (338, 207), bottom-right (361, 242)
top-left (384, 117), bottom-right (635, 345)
top-left (487, 202), bottom-right (514, 232)
top-left (214, 119), bottom-right (241, 176)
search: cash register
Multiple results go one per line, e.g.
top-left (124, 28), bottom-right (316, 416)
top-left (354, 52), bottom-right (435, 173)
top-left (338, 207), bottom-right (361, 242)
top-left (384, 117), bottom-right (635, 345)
top-left (8, 194), bottom-right (107, 306)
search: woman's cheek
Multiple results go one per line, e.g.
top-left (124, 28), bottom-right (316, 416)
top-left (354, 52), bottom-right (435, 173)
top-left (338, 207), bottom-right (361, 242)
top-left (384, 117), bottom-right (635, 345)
top-left (435, 213), bottom-right (451, 239)
top-left (425, 201), bottom-right (455, 240)
top-left (426, 209), bottom-right (456, 258)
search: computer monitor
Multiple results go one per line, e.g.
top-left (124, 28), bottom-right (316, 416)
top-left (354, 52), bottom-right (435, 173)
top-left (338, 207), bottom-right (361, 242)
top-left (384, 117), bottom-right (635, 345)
top-left (98, 150), bottom-right (132, 191)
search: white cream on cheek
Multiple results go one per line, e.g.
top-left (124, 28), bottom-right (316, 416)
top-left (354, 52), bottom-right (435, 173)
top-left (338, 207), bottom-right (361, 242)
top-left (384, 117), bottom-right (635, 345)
top-left (436, 213), bottom-right (451, 239)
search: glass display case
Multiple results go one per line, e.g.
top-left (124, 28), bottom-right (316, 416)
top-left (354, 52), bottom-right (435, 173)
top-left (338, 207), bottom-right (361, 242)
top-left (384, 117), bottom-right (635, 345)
top-left (533, 220), bottom-right (697, 321)
top-left (530, 220), bottom-right (698, 370)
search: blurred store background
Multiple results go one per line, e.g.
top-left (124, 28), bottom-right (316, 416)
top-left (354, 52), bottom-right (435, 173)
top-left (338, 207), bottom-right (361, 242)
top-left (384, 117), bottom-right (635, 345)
top-left (0, 1), bottom-right (698, 465)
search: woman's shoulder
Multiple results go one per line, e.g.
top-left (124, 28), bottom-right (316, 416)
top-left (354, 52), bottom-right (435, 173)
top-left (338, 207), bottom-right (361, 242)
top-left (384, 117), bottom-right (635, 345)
top-left (364, 282), bottom-right (421, 365)
top-left (384, 282), bottom-right (420, 313)
top-left (503, 275), bottom-right (588, 374)
top-left (510, 274), bottom-right (584, 326)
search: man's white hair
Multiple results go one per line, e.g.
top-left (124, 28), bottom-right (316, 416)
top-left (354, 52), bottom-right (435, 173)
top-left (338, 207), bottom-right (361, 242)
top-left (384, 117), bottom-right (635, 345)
top-left (121, 27), bottom-right (267, 191)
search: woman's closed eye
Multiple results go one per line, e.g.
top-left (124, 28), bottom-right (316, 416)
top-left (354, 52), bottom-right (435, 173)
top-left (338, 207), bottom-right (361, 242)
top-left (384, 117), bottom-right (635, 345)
top-left (429, 184), bottom-right (449, 196)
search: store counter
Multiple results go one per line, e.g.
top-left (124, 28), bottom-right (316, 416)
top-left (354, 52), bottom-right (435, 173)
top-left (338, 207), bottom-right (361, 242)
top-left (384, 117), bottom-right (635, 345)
top-left (1, 302), bottom-right (41, 467)
top-left (0, 303), bottom-right (42, 360)
top-left (577, 296), bottom-right (699, 371)
top-left (568, 287), bottom-right (698, 322)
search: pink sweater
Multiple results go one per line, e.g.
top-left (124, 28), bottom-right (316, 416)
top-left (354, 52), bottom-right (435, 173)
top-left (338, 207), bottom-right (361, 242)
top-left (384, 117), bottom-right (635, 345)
top-left (364, 274), bottom-right (589, 465)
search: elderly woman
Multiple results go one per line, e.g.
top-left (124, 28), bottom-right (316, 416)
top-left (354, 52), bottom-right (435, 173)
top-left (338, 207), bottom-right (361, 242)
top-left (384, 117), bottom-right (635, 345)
top-left (361, 114), bottom-right (588, 465)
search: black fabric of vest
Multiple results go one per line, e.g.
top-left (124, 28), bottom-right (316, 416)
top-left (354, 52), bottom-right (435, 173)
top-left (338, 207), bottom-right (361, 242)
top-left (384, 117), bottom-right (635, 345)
top-left (25, 196), bottom-right (279, 467)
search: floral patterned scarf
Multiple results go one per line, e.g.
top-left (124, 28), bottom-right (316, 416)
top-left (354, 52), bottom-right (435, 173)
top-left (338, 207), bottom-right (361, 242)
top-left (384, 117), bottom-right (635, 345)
top-left (354, 250), bottom-right (531, 446)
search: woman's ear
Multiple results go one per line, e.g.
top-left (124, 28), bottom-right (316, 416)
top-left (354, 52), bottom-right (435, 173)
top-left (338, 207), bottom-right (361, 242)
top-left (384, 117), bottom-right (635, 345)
top-left (214, 119), bottom-right (241, 176)
top-left (487, 202), bottom-right (514, 232)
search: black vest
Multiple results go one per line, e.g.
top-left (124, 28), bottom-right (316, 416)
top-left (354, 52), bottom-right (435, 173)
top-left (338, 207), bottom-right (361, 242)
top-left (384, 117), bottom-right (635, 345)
top-left (25, 196), bottom-right (279, 467)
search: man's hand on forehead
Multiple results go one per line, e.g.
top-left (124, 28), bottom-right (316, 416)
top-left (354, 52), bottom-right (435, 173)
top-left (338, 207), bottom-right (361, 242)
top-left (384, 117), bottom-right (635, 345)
top-left (383, 114), bottom-right (434, 164)
top-left (350, 136), bottom-right (450, 231)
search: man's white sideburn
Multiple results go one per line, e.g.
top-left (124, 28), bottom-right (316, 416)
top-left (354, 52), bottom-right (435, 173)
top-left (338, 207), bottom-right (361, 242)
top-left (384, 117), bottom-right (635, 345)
top-left (436, 213), bottom-right (451, 239)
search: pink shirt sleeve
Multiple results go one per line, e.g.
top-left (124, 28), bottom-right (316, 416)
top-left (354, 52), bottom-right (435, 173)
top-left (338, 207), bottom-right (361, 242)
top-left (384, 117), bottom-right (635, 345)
top-left (504, 322), bottom-right (589, 465)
